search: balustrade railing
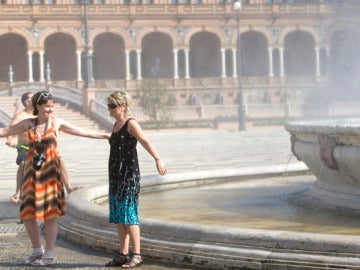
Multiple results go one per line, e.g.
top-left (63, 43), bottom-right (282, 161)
top-left (1, 84), bottom-right (360, 128)
top-left (0, 108), bottom-right (12, 127)
top-left (0, 2), bottom-right (341, 22)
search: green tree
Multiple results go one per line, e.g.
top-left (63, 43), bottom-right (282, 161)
top-left (139, 80), bottom-right (176, 128)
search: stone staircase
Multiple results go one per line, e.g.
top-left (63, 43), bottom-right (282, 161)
top-left (0, 96), bottom-right (110, 132)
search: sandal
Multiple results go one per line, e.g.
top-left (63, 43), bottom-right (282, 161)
top-left (24, 246), bottom-right (44, 264)
top-left (31, 257), bottom-right (55, 266)
top-left (31, 250), bottom-right (55, 266)
top-left (122, 253), bottom-right (143, 268)
top-left (105, 253), bottom-right (129, 267)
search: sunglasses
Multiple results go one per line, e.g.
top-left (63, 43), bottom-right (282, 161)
top-left (36, 92), bottom-right (54, 104)
top-left (107, 103), bottom-right (118, 109)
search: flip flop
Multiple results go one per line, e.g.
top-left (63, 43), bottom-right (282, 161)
top-left (24, 247), bottom-right (44, 265)
top-left (24, 254), bottom-right (42, 265)
top-left (30, 257), bottom-right (55, 266)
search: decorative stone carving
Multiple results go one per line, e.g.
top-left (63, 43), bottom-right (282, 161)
top-left (290, 133), bottom-right (301, 161)
top-left (318, 133), bottom-right (339, 170)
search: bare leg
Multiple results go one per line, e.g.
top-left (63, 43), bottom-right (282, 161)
top-left (10, 161), bottom-right (25, 204)
top-left (29, 218), bottom-right (57, 266)
top-left (44, 218), bottom-right (57, 252)
top-left (23, 218), bottom-right (41, 248)
top-left (60, 159), bottom-right (83, 194)
top-left (122, 225), bottom-right (142, 268)
top-left (118, 224), bottom-right (130, 255)
top-left (104, 224), bottom-right (131, 266)
top-left (127, 225), bottom-right (140, 254)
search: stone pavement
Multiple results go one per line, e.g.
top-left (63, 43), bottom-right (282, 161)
top-left (0, 126), bottom-right (301, 269)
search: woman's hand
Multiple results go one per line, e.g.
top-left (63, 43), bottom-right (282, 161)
top-left (155, 159), bottom-right (167, 176)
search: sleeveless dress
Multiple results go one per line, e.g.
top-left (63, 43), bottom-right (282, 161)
top-left (108, 118), bottom-right (140, 225)
top-left (20, 117), bottom-right (65, 220)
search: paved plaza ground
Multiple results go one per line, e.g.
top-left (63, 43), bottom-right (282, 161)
top-left (0, 125), bottom-right (301, 269)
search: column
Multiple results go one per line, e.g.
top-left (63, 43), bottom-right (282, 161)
top-left (173, 48), bottom-right (179, 79)
top-left (27, 51), bottom-right (34, 82)
top-left (136, 49), bottom-right (142, 80)
top-left (268, 47), bottom-right (274, 77)
top-left (76, 50), bottom-right (82, 81)
top-left (184, 49), bottom-right (190, 79)
top-left (89, 49), bottom-right (94, 82)
top-left (325, 46), bottom-right (331, 75)
top-left (125, 50), bottom-right (131, 80)
top-left (221, 48), bottom-right (226, 78)
top-left (315, 46), bottom-right (320, 77)
top-left (279, 47), bottom-right (284, 77)
top-left (39, 51), bottom-right (45, 82)
top-left (232, 48), bottom-right (237, 78)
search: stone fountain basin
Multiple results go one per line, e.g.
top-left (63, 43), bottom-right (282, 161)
top-left (285, 118), bottom-right (360, 215)
top-left (58, 163), bottom-right (360, 270)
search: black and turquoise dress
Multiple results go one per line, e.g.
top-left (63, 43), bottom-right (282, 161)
top-left (108, 118), bottom-right (140, 225)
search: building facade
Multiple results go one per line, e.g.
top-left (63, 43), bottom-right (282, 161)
top-left (0, 0), bottom-right (359, 109)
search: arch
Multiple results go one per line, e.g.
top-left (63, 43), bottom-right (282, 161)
top-left (89, 27), bottom-right (131, 49)
top-left (241, 31), bottom-right (269, 77)
top-left (93, 32), bottom-right (126, 80)
top-left (44, 33), bottom-right (77, 81)
top-left (231, 26), bottom-right (273, 48)
top-left (329, 29), bottom-right (360, 101)
top-left (279, 26), bottom-right (319, 47)
top-left (189, 31), bottom-right (221, 78)
top-left (184, 26), bottom-right (227, 48)
top-left (0, 28), bottom-right (34, 48)
top-left (38, 27), bottom-right (82, 49)
top-left (0, 33), bottom-right (29, 82)
top-left (136, 27), bottom-right (177, 48)
top-left (284, 30), bottom-right (316, 76)
top-left (141, 32), bottom-right (173, 79)
top-left (323, 24), bottom-right (360, 46)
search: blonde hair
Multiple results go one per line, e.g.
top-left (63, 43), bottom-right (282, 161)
top-left (107, 90), bottom-right (131, 116)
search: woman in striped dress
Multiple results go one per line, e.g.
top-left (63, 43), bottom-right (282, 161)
top-left (0, 90), bottom-right (110, 266)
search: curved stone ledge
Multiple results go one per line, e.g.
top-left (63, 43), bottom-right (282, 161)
top-left (285, 118), bottom-right (360, 138)
top-left (58, 164), bottom-right (360, 270)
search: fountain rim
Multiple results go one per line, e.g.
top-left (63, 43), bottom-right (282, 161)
top-left (61, 164), bottom-right (360, 251)
top-left (58, 164), bottom-right (360, 269)
top-left (285, 117), bottom-right (360, 135)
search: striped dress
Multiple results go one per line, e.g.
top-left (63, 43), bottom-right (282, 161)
top-left (20, 117), bottom-right (65, 220)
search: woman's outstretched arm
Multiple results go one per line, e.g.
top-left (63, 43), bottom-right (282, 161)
top-left (0, 118), bottom-right (31, 138)
top-left (56, 118), bottom-right (110, 139)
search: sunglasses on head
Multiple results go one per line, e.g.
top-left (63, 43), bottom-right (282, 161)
top-left (107, 103), bottom-right (118, 109)
top-left (36, 92), bottom-right (54, 104)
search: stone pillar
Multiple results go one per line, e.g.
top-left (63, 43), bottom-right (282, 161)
top-left (315, 46), bottom-right (320, 77)
top-left (27, 51), bottom-right (34, 82)
top-left (76, 50), bottom-right (82, 82)
top-left (221, 48), bottom-right (226, 78)
top-left (279, 47), bottom-right (284, 77)
top-left (39, 51), bottom-right (45, 82)
top-left (184, 49), bottom-right (190, 79)
top-left (136, 49), bottom-right (142, 80)
top-left (82, 87), bottom-right (96, 114)
top-left (125, 50), bottom-right (131, 80)
top-left (325, 46), bottom-right (331, 75)
top-left (232, 48), bottom-right (237, 78)
top-left (173, 48), bottom-right (179, 79)
top-left (268, 47), bottom-right (274, 77)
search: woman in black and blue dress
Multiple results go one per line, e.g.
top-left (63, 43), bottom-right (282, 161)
top-left (105, 91), bottom-right (167, 268)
